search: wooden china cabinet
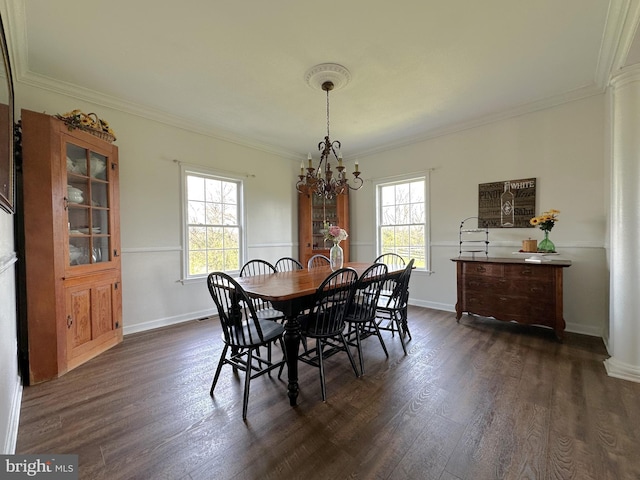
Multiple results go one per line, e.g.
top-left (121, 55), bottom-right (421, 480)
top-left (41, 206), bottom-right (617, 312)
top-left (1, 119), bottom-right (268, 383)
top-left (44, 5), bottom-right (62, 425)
top-left (20, 109), bottom-right (122, 384)
top-left (298, 187), bottom-right (349, 266)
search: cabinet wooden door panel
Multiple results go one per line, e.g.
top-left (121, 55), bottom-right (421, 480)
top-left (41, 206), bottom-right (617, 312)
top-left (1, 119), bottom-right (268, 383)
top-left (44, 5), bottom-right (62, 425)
top-left (67, 287), bottom-right (92, 349)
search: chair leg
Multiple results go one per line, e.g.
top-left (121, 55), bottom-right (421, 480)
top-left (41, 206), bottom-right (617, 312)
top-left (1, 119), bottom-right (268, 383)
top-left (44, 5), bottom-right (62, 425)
top-left (267, 343), bottom-right (272, 377)
top-left (317, 339), bottom-right (327, 402)
top-left (210, 344), bottom-right (229, 396)
top-left (401, 307), bottom-right (412, 340)
top-left (394, 316), bottom-right (408, 355)
top-left (354, 324), bottom-right (365, 376)
top-left (277, 337), bottom-right (286, 379)
top-left (340, 333), bottom-right (360, 377)
top-left (242, 349), bottom-right (253, 420)
top-left (371, 320), bottom-right (389, 358)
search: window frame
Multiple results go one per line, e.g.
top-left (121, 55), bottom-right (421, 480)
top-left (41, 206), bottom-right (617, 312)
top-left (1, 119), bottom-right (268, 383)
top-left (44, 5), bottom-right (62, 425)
top-left (374, 172), bottom-right (430, 271)
top-left (180, 164), bottom-right (246, 280)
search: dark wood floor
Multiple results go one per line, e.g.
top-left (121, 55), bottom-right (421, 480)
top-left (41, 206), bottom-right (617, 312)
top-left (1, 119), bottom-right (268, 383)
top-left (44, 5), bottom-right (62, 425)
top-left (16, 307), bottom-right (640, 480)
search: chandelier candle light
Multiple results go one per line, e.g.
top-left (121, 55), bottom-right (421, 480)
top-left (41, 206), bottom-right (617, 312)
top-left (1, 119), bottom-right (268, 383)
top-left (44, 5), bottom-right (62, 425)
top-left (296, 64), bottom-right (363, 199)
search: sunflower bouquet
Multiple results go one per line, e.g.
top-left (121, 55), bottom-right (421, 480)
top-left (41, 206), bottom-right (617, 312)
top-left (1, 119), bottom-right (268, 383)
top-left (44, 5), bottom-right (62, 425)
top-left (529, 209), bottom-right (560, 232)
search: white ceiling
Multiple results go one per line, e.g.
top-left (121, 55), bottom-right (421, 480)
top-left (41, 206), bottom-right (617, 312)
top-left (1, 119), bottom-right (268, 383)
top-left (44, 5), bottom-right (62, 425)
top-left (3, 0), bottom-right (639, 159)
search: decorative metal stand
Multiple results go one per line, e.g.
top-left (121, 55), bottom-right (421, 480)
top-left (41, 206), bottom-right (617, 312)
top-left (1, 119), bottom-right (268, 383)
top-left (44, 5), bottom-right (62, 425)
top-left (459, 216), bottom-right (489, 258)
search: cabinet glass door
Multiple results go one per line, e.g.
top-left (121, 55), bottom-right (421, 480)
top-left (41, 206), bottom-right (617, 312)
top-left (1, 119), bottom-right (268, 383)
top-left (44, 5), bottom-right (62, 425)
top-left (311, 195), bottom-right (338, 250)
top-left (66, 143), bottom-right (111, 267)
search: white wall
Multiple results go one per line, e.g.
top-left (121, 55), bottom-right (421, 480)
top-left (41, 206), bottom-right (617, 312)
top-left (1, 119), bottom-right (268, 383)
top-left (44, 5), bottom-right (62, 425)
top-left (350, 94), bottom-right (608, 337)
top-left (0, 211), bottom-right (20, 454)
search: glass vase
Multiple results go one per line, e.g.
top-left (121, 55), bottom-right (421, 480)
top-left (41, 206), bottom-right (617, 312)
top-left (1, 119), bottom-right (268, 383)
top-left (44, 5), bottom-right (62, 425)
top-left (537, 231), bottom-right (556, 253)
top-left (330, 242), bottom-right (344, 271)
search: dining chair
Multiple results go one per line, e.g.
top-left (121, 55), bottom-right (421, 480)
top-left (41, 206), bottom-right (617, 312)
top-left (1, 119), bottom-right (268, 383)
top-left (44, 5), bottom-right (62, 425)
top-left (374, 252), bottom-right (406, 267)
top-left (298, 267), bottom-right (359, 401)
top-left (275, 257), bottom-right (303, 272)
top-left (240, 258), bottom-right (276, 277)
top-left (375, 259), bottom-right (415, 355)
top-left (207, 272), bottom-right (286, 420)
top-left (239, 259), bottom-right (284, 322)
top-left (307, 254), bottom-right (330, 269)
top-left (374, 252), bottom-right (406, 298)
top-left (344, 262), bottom-right (389, 375)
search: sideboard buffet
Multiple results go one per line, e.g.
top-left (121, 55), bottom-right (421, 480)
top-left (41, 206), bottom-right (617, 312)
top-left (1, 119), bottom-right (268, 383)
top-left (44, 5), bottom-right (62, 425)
top-left (452, 256), bottom-right (571, 339)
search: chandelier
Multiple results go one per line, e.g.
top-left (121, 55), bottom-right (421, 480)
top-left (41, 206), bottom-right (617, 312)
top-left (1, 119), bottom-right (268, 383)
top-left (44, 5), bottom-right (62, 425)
top-left (296, 65), bottom-right (363, 199)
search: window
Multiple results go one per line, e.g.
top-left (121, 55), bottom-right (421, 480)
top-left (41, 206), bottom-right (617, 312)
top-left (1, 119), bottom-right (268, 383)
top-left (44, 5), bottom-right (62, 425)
top-left (376, 175), bottom-right (428, 269)
top-left (182, 167), bottom-right (244, 278)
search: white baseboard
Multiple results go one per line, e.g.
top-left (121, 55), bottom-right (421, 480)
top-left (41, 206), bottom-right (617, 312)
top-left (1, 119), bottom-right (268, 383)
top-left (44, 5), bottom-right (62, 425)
top-left (3, 376), bottom-right (22, 454)
top-left (123, 308), bottom-right (216, 335)
top-left (604, 356), bottom-right (640, 384)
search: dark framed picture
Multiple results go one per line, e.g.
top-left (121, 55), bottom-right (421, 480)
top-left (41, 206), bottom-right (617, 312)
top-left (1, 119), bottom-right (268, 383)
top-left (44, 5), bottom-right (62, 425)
top-left (0, 14), bottom-right (14, 213)
top-left (478, 178), bottom-right (536, 228)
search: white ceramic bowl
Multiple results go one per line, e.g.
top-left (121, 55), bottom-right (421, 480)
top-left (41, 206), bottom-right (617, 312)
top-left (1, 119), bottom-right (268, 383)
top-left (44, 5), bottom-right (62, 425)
top-left (90, 158), bottom-right (106, 177)
top-left (67, 186), bottom-right (84, 203)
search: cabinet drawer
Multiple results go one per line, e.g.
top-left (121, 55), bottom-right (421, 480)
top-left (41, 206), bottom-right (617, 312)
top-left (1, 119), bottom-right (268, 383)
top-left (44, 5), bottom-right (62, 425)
top-left (462, 262), bottom-right (503, 277)
top-left (464, 293), bottom-right (555, 321)
top-left (503, 265), bottom-right (554, 281)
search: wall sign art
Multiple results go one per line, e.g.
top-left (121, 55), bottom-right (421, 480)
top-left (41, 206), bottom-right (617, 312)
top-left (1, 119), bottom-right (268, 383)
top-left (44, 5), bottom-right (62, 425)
top-left (478, 178), bottom-right (536, 228)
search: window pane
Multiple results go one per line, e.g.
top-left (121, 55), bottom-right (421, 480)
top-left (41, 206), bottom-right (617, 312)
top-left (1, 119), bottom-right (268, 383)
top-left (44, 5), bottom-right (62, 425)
top-left (381, 206), bottom-right (395, 225)
top-left (395, 183), bottom-right (410, 203)
top-left (189, 251), bottom-right (207, 275)
top-left (381, 186), bottom-right (395, 206)
top-left (205, 202), bottom-right (222, 225)
top-left (410, 203), bottom-right (424, 223)
top-left (188, 200), bottom-right (205, 224)
top-left (223, 182), bottom-right (237, 204)
top-left (224, 227), bottom-right (239, 248)
top-left (206, 227), bottom-right (223, 248)
top-left (224, 249), bottom-right (239, 270)
top-left (187, 176), bottom-right (205, 201)
top-left (205, 178), bottom-right (222, 203)
top-left (189, 226), bottom-right (206, 250)
top-left (396, 204), bottom-right (410, 224)
top-left (207, 250), bottom-right (224, 271)
top-left (410, 181), bottom-right (424, 203)
top-left (223, 204), bottom-right (237, 225)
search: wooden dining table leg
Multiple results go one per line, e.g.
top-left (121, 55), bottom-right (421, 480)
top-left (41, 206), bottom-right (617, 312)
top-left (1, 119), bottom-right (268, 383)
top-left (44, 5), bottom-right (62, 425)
top-left (283, 315), bottom-right (301, 406)
top-left (272, 296), bottom-right (309, 406)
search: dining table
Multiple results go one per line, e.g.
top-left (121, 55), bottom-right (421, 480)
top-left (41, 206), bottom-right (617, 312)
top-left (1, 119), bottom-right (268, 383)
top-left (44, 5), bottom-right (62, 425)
top-left (235, 261), bottom-right (405, 406)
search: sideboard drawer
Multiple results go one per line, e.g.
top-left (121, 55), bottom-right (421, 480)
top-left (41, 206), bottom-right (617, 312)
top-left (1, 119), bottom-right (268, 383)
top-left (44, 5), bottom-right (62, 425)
top-left (462, 262), bottom-right (503, 278)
